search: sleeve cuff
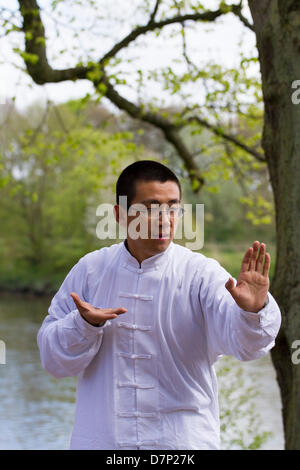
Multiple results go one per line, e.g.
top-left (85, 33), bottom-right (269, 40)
top-left (72, 309), bottom-right (112, 338)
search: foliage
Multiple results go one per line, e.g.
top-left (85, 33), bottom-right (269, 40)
top-left (0, 96), bottom-right (276, 292)
top-left (216, 355), bottom-right (272, 450)
top-left (0, 100), bottom-right (144, 291)
top-left (0, 0), bottom-right (273, 224)
top-left (0, 0), bottom-right (276, 289)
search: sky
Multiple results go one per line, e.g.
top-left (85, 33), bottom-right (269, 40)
top-left (0, 0), bottom-right (258, 113)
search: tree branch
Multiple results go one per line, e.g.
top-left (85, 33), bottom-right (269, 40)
top-left (17, 0), bottom-right (259, 191)
top-left (100, 5), bottom-right (239, 64)
top-left (18, 0), bottom-right (87, 83)
top-left (18, 0), bottom-right (246, 79)
top-left (17, 0), bottom-right (207, 192)
top-left (186, 115), bottom-right (265, 162)
top-left (223, 141), bottom-right (249, 195)
top-left (147, 0), bottom-right (162, 25)
top-left (231, 1), bottom-right (255, 31)
top-left (101, 79), bottom-right (205, 191)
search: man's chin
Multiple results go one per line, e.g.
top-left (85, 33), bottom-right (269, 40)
top-left (128, 236), bottom-right (173, 254)
top-left (149, 237), bottom-right (172, 249)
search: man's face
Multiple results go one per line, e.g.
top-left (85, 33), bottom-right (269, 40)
top-left (116, 180), bottom-right (181, 256)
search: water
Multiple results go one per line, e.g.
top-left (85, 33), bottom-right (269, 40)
top-left (0, 293), bottom-right (284, 450)
top-left (0, 292), bottom-right (76, 450)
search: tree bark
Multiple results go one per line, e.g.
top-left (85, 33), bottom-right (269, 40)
top-left (249, 0), bottom-right (300, 450)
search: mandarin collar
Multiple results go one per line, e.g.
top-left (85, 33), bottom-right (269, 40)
top-left (121, 239), bottom-right (174, 273)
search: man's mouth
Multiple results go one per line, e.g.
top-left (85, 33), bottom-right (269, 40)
top-left (151, 228), bottom-right (171, 239)
top-left (157, 233), bottom-right (170, 239)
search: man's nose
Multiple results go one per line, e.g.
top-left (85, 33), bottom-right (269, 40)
top-left (159, 211), bottom-right (172, 228)
top-left (159, 210), bottom-right (171, 220)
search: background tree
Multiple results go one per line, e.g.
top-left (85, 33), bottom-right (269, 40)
top-left (0, 99), bottom-right (144, 291)
top-left (1, 0), bottom-right (299, 448)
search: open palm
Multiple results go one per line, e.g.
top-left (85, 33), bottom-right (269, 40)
top-left (70, 292), bottom-right (127, 326)
top-left (225, 241), bottom-right (270, 313)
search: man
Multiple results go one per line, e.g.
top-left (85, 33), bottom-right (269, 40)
top-left (37, 160), bottom-right (281, 450)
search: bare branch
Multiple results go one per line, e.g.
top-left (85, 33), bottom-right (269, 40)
top-left (231, 1), bottom-right (255, 31)
top-left (100, 5), bottom-right (238, 64)
top-left (173, 1), bottom-right (198, 74)
top-left (147, 0), bottom-right (162, 25)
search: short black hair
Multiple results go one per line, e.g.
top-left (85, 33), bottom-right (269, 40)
top-left (116, 160), bottom-right (182, 208)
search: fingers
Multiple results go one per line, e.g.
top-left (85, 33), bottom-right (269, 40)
top-left (100, 307), bottom-right (128, 322)
top-left (225, 277), bottom-right (235, 292)
top-left (249, 240), bottom-right (260, 270)
top-left (262, 252), bottom-right (271, 277)
top-left (255, 243), bottom-right (266, 273)
top-left (70, 292), bottom-right (83, 308)
top-left (115, 307), bottom-right (128, 314)
top-left (242, 241), bottom-right (271, 277)
top-left (107, 307), bottom-right (128, 315)
top-left (70, 292), bottom-right (128, 322)
top-left (241, 247), bottom-right (253, 272)
top-left (95, 307), bottom-right (128, 322)
top-left (250, 241), bottom-right (271, 277)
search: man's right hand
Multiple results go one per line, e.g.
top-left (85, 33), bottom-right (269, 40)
top-left (70, 292), bottom-right (128, 327)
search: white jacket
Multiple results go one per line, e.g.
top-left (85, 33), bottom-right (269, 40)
top-left (37, 240), bottom-right (281, 450)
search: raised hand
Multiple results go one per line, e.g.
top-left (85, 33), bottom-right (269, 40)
top-left (225, 241), bottom-right (270, 313)
top-left (70, 292), bottom-right (128, 327)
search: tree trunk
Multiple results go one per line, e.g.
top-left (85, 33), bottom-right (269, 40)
top-left (249, 0), bottom-right (300, 450)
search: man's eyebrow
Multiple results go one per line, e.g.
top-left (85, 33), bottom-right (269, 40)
top-left (140, 199), bottom-right (180, 204)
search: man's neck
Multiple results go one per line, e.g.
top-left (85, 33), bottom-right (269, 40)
top-left (124, 238), bottom-right (171, 268)
top-left (124, 239), bottom-right (143, 267)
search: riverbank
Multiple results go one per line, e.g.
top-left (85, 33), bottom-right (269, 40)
top-left (0, 242), bottom-right (276, 296)
top-left (0, 271), bottom-right (62, 296)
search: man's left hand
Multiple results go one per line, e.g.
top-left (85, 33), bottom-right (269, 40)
top-left (225, 240), bottom-right (270, 313)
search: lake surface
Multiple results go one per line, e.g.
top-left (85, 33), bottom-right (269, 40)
top-left (0, 292), bottom-right (284, 450)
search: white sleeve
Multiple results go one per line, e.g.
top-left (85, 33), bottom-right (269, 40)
top-left (197, 257), bottom-right (282, 363)
top-left (37, 256), bottom-right (111, 378)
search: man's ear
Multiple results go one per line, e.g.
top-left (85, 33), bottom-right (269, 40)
top-left (113, 204), bottom-right (119, 224)
top-left (114, 204), bottom-right (127, 227)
